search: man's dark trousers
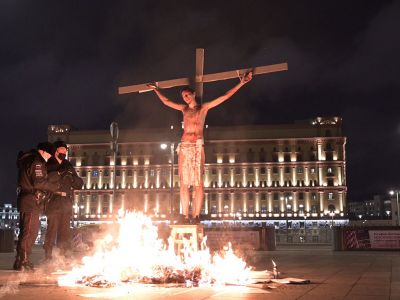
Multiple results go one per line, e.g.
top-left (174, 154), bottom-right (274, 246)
top-left (44, 211), bottom-right (71, 256)
top-left (17, 212), bottom-right (40, 258)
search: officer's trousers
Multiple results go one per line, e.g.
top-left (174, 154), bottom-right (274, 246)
top-left (44, 212), bottom-right (72, 255)
top-left (17, 212), bottom-right (40, 256)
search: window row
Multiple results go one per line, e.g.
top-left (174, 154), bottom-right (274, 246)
top-left (78, 166), bottom-right (338, 177)
top-left (69, 143), bottom-right (341, 166)
top-left (207, 192), bottom-right (336, 201)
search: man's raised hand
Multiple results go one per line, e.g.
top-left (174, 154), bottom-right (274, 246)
top-left (241, 71), bottom-right (253, 84)
top-left (146, 82), bottom-right (158, 90)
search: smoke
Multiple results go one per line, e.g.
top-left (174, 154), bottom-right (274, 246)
top-left (0, 271), bottom-right (28, 299)
top-left (0, 248), bottom-right (83, 299)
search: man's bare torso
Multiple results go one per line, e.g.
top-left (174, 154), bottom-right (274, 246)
top-left (181, 105), bottom-right (208, 143)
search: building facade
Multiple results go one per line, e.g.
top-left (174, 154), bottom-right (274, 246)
top-left (48, 117), bottom-right (348, 243)
top-left (0, 203), bottom-right (19, 229)
top-left (348, 194), bottom-right (393, 224)
top-left (364, 195), bottom-right (392, 218)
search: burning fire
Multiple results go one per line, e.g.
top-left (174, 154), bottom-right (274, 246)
top-left (58, 212), bottom-right (252, 287)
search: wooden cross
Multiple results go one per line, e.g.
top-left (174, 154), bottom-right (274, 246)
top-left (118, 48), bottom-right (288, 103)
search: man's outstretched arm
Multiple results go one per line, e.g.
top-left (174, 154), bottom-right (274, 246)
top-left (147, 84), bottom-right (185, 111)
top-left (203, 72), bottom-right (252, 110)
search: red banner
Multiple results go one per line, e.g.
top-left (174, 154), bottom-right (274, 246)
top-left (369, 230), bottom-right (400, 249)
top-left (343, 227), bottom-right (400, 250)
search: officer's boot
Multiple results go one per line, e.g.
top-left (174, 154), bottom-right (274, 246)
top-left (13, 253), bottom-right (22, 270)
top-left (20, 251), bottom-right (34, 271)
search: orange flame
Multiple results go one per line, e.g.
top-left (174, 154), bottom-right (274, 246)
top-left (58, 212), bottom-right (252, 287)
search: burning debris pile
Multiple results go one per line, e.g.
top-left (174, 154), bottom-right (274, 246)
top-left (58, 212), bottom-right (253, 288)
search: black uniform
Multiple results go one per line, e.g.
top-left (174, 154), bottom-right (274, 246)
top-left (15, 150), bottom-right (60, 269)
top-left (44, 157), bottom-right (83, 258)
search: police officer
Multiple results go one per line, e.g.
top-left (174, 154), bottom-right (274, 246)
top-left (44, 141), bottom-right (83, 260)
top-left (14, 142), bottom-right (60, 271)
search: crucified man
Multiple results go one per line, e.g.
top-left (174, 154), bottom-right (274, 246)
top-left (148, 72), bottom-right (252, 224)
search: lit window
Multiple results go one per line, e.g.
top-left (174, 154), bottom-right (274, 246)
top-left (223, 205), bottom-right (229, 213)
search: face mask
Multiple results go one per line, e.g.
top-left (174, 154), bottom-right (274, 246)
top-left (57, 153), bottom-right (66, 160)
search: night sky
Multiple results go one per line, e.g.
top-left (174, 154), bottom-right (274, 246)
top-left (1, 1), bottom-right (399, 205)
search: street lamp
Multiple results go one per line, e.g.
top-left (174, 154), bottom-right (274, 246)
top-left (74, 204), bottom-right (85, 227)
top-left (161, 142), bottom-right (175, 219)
top-left (329, 211), bottom-right (335, 227)
top-left (280, 195), bottom-right (293, 243)
top-left (389, 190), bottom-right (400, 226)
top-left (110, 122), bottom-right (119, 214)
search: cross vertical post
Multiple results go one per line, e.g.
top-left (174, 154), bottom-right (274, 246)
top-left (195, 48), bottom-right (204, 104)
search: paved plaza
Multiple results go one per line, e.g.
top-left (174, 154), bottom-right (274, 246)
top-left (0, 246), bottom-right (399, 300)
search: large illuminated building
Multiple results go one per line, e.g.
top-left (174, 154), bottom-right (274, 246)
top-left (0, 204), bottom-right (19, 229)
top-left (48, 117), bottom-right (348, 243)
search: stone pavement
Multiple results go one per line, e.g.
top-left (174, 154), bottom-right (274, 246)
top-left (0, 246), bottom-right (399, 300)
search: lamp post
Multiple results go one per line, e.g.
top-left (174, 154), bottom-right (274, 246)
top-left (329, 212), bottom-right (335, 227)
top-left (161, 142), bottom-right (175, 219)
top-left (327, 204), bottom-right (336, 228)
top-left (281, 195), bottom-right (293, 243)
top-left (389, 190), bottom-right (400, 226)
top-left (74, 204), bottom-right (85, 227)
top-left (110, 122), bottom-right (119, 214)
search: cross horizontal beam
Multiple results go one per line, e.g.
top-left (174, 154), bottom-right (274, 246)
top-left (118, 62), bottom-right (288, 95)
